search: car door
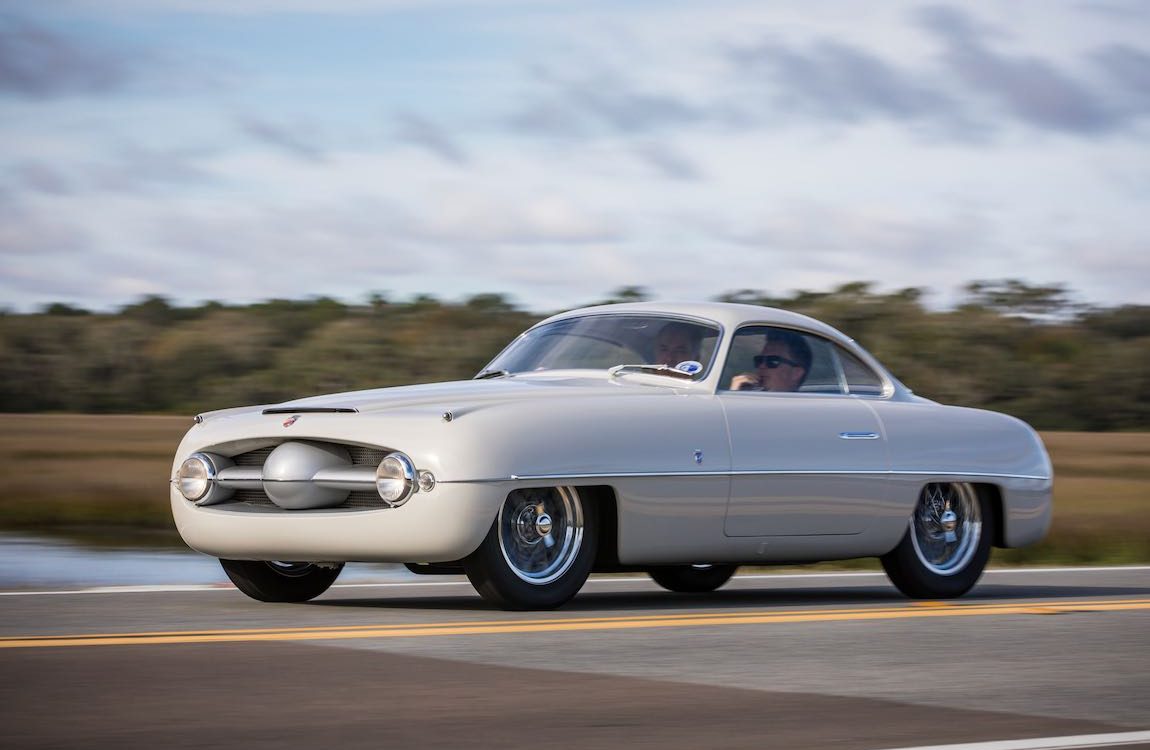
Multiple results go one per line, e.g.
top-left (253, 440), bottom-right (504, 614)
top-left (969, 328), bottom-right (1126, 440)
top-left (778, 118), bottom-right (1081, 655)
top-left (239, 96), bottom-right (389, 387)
top-left (718, 326), bottom-right (890, 537)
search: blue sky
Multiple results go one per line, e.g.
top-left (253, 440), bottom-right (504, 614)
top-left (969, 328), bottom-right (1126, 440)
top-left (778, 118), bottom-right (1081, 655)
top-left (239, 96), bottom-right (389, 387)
top-left (2, 0), bottom-right (1149, 311)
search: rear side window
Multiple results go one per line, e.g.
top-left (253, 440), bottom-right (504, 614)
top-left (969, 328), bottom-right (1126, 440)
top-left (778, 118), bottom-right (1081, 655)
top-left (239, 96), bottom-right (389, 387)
top-left (838, 347), bottom-right (885, 395)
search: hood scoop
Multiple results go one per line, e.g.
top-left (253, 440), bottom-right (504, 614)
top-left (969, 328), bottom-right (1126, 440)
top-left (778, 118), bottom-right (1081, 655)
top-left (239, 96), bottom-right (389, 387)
top-left (262, 407), bottom-right (358, 415)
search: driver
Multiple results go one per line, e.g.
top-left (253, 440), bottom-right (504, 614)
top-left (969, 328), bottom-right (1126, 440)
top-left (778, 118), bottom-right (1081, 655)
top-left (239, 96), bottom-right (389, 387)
top-left (730, 329), bottom-right (811, 392)
top-left (651, 322), bottom-right (703, 367)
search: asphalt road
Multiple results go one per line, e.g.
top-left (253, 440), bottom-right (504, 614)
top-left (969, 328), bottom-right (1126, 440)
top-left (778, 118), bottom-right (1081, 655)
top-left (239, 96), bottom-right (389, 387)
top-left (2, 567), bottom-right (1149, 750)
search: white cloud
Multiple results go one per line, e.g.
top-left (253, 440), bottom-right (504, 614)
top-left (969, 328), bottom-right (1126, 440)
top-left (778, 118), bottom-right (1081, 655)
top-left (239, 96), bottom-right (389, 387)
top-left (41, 0), bottom-right (549, 15)
top-left (1, 1), bottom-right (1148, 312)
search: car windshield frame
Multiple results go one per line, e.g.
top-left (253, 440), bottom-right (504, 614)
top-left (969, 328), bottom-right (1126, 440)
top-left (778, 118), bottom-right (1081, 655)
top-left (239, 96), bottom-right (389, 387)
top-left (482, 313), bottom-right (724, 380)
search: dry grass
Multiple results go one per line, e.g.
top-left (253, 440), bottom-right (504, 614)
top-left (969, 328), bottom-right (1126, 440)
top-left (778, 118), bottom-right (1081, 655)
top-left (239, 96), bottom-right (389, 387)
top-left (0, 414), bottom-right (188, 531)
top-left (1, 416), bottom-right (1147, 562)
top-left (995, 431), bottom-right (1150, 564)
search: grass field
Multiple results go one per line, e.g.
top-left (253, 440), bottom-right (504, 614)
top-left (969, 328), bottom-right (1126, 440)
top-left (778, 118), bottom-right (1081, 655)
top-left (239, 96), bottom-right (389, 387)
top-left (0, 415), bottom-right (1146, 563)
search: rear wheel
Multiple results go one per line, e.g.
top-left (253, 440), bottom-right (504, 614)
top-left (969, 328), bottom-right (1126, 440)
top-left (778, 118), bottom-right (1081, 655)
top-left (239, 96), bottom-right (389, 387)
top-left (220, 559), bottom-right (343, 602)
top-left (881, 482), bottom-right (992, 599)
top-left (464, 486), bottom-right (597, 610)
top-left (649, 564), bottom-right (738, 593)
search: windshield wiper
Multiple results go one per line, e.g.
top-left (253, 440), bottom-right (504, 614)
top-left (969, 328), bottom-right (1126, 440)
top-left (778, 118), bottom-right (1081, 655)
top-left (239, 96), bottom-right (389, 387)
top-left (608, 364), bottom-right (696, 381)
top-left (474, 369), bottom-right (510, 380)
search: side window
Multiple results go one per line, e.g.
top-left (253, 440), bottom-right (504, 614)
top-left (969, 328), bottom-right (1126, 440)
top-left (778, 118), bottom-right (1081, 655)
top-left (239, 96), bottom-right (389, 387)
top-left (719, 326), bottom-right (845, 394)
top-left (802, 339), bottom-right (841, 393)
top-left (836, 346), bottom-right (885, 396)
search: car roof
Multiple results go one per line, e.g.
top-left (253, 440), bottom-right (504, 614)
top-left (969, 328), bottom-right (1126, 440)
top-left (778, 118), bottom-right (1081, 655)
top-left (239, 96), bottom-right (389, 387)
top-left (538, 301), bottom-right (854, 345)
top-left (527, 300), bottom-right (910, 398)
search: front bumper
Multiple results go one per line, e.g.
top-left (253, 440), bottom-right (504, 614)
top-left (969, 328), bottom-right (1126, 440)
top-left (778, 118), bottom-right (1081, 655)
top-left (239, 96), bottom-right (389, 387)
top-left (171, 480), bottom-right (508, 563)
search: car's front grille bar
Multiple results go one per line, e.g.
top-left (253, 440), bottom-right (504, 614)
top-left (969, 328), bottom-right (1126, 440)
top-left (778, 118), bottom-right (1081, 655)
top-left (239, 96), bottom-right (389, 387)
top-left (205, 443), bottom-right (389, 512)
top-left (216, 465), bottom-right (376, 490)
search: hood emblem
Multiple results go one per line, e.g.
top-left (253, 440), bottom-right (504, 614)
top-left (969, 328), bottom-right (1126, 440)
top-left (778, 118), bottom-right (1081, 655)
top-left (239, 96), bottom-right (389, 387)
top-left (283, 414), bottom-right (301, 428)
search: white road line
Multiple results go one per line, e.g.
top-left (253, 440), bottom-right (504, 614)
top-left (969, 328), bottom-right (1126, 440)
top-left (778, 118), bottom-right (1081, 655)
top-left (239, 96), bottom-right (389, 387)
top-left (0, 584), bottom-right (233, 596)
top-left (871, 729), bottom-right (1150, 750)
top-left (983, 566), bottom-right (1150, 575)
top-left (0, 566), bottom-right (1146, 597)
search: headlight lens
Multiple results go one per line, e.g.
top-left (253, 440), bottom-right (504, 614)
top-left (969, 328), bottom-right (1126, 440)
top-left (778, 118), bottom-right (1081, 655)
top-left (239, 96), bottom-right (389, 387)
top-left (177, 453), bottom-right (214, 501)
top-left (375, 452), bottom-right (416, 506)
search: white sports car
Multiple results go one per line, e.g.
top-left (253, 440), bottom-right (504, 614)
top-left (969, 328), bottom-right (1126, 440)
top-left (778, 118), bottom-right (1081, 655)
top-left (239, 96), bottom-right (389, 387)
top-left (171, 302), bottom-right (1052, 609)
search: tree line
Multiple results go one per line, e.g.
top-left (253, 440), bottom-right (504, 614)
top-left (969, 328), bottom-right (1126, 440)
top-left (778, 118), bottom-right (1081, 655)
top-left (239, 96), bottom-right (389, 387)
top-left (2, 281), bottom-right (1148, 430)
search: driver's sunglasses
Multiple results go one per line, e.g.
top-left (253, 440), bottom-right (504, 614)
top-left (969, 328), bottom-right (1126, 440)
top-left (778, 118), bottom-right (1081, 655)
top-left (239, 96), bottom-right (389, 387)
top-left (754, 354), bottom-right (799, 369)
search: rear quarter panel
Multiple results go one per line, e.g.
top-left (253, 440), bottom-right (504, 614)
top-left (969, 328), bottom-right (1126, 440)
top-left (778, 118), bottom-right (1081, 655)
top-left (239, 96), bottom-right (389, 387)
top-left (866, 401), bottom-right (1053, 549)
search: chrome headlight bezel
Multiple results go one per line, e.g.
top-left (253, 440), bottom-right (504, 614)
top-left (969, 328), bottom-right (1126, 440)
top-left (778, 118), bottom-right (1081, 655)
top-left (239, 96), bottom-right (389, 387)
top-left (176, 452), bottom-right (233, 505)
top-left (375, 452), bottom-right (417, 506)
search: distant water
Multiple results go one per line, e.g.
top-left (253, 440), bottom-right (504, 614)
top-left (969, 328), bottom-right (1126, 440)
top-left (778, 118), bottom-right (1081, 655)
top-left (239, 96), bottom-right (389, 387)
top-left (0, 533), bottom-right (417, 589)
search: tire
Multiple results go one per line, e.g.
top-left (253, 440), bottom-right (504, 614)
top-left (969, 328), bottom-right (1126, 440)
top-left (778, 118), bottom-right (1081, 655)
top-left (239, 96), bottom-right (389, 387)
top-left (464, 486), bottom-right (597, 610)
top-left (881, 482), bottom-right (993, 599)
top-left (649, 564), bottom-right (738, 593)
top-left (220, 559), bottom-right (344, 603)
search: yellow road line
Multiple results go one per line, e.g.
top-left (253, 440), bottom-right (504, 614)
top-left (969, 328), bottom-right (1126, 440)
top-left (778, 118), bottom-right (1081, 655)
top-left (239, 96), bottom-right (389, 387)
top-left (7, 597), bottom-right (1149, 643)
top-left (3, 598), bottom-right (1149, 649)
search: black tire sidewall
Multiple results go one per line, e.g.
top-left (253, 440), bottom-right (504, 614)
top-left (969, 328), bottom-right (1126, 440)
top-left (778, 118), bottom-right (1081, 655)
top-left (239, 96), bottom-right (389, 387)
top-left (464, 488), bottom-right (599, 610)
top-left (649, 564), bottom-right (738, 593)
top-left (220, 559), bottom-right (343, 603)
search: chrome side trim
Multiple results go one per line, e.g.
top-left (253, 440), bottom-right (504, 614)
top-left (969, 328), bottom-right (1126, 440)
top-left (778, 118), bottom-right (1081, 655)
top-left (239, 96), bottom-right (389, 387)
top-left (839, 432), bottom-right (880, 440)
top-left (439, 469), bottom-right (1051, 484)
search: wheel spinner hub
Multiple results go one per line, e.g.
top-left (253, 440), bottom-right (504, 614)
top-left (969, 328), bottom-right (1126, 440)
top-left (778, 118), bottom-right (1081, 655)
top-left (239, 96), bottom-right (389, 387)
top-left (939, 509), bottom-right (958, 535)
top-left (513, 505), bottom-right (553, 545)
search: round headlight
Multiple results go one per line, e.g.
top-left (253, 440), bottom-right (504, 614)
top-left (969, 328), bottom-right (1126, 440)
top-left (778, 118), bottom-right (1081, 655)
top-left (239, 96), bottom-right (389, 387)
top-left (177, 453), bottom-right (215, 501)
top-left (376, 452), bottom-right (416, 506)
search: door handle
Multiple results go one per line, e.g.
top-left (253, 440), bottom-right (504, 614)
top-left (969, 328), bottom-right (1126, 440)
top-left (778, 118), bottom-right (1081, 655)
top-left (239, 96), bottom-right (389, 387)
top-left (839, 432), bottom-right (880, 440)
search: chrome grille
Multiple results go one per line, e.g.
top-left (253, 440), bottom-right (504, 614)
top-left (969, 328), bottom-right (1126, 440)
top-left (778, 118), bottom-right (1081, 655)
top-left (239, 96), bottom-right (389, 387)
top-left (217, 442), bottom-right (392, 512)
top-left (232, 447), bottom-right (274, 466)
top-left (232, 489), bottom-right (275, 507)
top-left (346, 490), bottom-right (386, 508)
top-left (348, 446), bottom-right (387, 466)
top-left (224, 488), bottom-right (388, 511)
top-left (230, 444), bottom-right (387, 467)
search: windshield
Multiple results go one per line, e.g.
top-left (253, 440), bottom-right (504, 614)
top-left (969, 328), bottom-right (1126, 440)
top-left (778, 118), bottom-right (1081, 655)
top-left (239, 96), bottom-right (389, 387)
top-left (484, 314), bottom-right (721, 376)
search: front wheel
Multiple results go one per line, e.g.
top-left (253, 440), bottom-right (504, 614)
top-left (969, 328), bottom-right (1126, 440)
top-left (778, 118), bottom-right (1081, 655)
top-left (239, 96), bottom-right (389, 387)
top-left (881, 482), bottom-right (993, 599)
top-left (220, 559), bottom-right (344, 602)
top-left (464, 486), bottom-right (597, 610)
top-left (649, 564), bottom-right (738, 593)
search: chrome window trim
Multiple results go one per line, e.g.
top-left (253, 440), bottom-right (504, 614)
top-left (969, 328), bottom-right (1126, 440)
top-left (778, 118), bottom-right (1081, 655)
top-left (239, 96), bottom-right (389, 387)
top-left (829, 346), bottom-right (850, 395)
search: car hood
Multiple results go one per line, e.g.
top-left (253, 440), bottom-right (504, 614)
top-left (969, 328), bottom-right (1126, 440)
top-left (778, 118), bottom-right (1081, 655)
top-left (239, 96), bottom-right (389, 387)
top-left (260, 371), bottom-right (690, 416)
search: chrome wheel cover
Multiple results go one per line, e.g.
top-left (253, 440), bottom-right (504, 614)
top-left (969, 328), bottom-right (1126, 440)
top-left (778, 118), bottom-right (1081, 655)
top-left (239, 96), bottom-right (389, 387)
top-left (498, 487), bottom-right (584, 585)
top-left (909, 482), bottom-right (982, 576)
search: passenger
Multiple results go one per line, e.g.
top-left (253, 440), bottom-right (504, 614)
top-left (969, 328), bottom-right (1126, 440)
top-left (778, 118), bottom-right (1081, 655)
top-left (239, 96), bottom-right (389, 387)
top-left (651, 322), bottom-right (703, 367)
top-left (730, 330), bottom-right (812, 392)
